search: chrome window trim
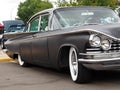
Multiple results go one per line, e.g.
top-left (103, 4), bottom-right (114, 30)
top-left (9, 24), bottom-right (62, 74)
top-left (39, 13), bottom-right (50, 32)
top-left (28, 16), bottom-right (40, 32)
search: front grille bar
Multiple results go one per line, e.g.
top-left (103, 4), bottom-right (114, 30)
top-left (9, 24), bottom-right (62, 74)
top-left (86, 41), bottom-right (120, 54)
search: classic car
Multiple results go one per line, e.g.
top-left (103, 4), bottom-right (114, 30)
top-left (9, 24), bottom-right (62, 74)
top-left (3, 6), bottom-right (120, 83)
top-left (0, 20), bottom-right (25, 49)
top-left (6, 24), bottom-right (25, 33)
top-left (0, 22), bottom-right (4, 34)
top-left (0, 22), bottom-right (4, 46)
top-left (2, 20), bottom-right (25, 33)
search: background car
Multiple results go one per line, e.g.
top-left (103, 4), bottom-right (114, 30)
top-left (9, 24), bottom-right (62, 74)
top-left (3, 6), bottom-right (120, 84)
top-left (0, 20), bottom-right (25, 49)
top-left (0, 22), bottom-right (4, 34)
top-left (7, 24), bottom-right (25, 33)
top-left (0, 22), bottom-right (4, 47)
top-left (2, 20), bottom-right (25, 33)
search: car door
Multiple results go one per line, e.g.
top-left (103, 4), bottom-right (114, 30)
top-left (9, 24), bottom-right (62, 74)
top-left (19, 16), bottom-right (40, 63)
top-left (31, 14), bottom-right (49, 66)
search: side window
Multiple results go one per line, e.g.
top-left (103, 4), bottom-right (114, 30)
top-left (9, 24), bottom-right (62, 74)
top-left (29, 17), bottom-right (39, 32)
top-left (40, 15), bottom-right (49, 31)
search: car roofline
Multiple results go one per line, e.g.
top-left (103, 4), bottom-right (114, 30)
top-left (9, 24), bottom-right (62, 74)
top-left (27, 6), bottom-right (112, 23)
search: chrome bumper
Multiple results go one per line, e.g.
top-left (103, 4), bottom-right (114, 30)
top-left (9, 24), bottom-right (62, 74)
top-left (78, 52), bottom-right (120, 70)
top-left (78, 57), bottom-right (120, 64)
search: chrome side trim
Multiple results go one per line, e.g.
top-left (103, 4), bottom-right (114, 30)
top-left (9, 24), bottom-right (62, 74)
top-left (64, 28), bottom-right (120, 41)
top-left (79, 52), bottom-right (120, 55)
top-left (86, 48), bottom-right (100, 50)
top-left (79, 52), bottom-right (120, 64)
top-left (78, 57), bottom-right (120, 64)
top-left (72, 29), bottom-right (120, 41)
top-left (11, 28), bottom-right (120, 41)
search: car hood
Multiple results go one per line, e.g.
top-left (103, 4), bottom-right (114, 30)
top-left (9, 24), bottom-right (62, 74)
top-left (74, 24), bottom-right (120, 39)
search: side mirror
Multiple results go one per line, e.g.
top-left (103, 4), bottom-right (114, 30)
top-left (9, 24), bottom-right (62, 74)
top-left (0, 23), bottom-right (4, 34)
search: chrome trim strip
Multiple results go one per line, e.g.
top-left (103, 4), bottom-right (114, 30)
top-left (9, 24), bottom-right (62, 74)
top-left (77, 29), bottom-right (120, 41)
top-left (66, 28), bottom-right (120, 41)
top-left (86, 48), bottom-right (100, 50)
top-left (79, 52), bottom-right (120, 55)
top-left (13, 28), bottom-right (120, 40)
top-left (87, 51), bottom-right (101, 54)
top-left (78, 57), bottom-right (120, 63)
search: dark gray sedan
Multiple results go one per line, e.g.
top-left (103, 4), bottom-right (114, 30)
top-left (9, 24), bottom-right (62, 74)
top-left (3, 6), bottom-right (120, 83)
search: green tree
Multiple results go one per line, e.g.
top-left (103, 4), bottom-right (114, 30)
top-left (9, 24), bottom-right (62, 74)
top-left (56, 0), bottom-right (118, 8)
top-left (79, 0), bottom-right (117, 8)
top-left (17, 0), bottom-right (53, 23)
top-left (56, 0), bottom-right (69, 7)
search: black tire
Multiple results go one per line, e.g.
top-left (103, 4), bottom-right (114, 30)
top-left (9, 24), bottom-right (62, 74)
top-left (69, 47), bottom-right (91, 83)
top-left (18, 54), bottom-right (29, 67)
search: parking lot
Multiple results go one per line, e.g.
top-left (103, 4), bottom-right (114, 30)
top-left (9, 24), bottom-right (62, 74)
top-left (1, 51), bottom-right (120, 90)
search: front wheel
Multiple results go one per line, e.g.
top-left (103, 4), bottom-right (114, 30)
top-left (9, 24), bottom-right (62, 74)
top-left (69, 47), bottom-right (91, 83)
top-left (18, 54), bottom-right (29, 67)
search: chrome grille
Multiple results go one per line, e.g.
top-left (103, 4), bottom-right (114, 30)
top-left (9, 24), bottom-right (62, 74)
top-left (86, 41), bottom-right (120, 54)
top-left (86, 47), bottom-right (102, 54)
top-left (111, 41), bottom-right (120, 52)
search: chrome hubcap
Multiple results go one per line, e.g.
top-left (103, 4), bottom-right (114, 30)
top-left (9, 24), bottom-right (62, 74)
top-left (71, 52), bottom-right (78, 75)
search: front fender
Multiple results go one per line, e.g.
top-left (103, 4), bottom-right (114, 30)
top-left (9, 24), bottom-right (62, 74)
top-left (48, 31), bottom-right (90, 69)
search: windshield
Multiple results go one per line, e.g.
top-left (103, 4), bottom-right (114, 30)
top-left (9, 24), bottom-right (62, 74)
top-left (55, 8), bottom-right (120, 27)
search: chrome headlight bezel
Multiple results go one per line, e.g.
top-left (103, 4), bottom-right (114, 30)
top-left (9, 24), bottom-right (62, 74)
top-left (89, 34), bottom-right (101, 47)
top-left (101, 39), bottom-right (111, 50)
top-left (89, 34), bottom-right (112, 51)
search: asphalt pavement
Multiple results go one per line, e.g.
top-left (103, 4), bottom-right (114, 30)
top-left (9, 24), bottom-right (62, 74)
top-left (1, 50), bottom-right (120, 90)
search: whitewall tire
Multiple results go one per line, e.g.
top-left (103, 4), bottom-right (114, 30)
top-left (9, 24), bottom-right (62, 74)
top-left (69, 47), bottom-right (91, 83)
top-left (18, 54), bottom-right (28, 67)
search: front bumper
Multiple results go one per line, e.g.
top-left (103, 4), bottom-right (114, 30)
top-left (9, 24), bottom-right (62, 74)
top-left (78, 52), bottom-right (120, 70)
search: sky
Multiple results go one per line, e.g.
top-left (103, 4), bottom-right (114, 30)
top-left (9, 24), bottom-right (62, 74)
top-left (0, 0), bottom-right (56, 21)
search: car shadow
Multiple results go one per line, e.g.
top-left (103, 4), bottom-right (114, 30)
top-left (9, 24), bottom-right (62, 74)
top-left (92, 70), bottom-right (120, 82)
top-left (26, 65), bottom-right (120, 83)
top-left (10, 62), bottom-right (120, 83)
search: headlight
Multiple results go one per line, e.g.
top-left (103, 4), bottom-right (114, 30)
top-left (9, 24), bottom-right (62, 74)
top-left (89, 34), bottom-right (101, 47)
top-left (101, 39), bottom-right (111, 50)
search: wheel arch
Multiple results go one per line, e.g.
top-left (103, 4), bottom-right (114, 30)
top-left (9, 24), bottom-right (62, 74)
top-left (12, 52), bottom-right (20, 59)
top-left (58, 44), bottom-right (79, 69)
